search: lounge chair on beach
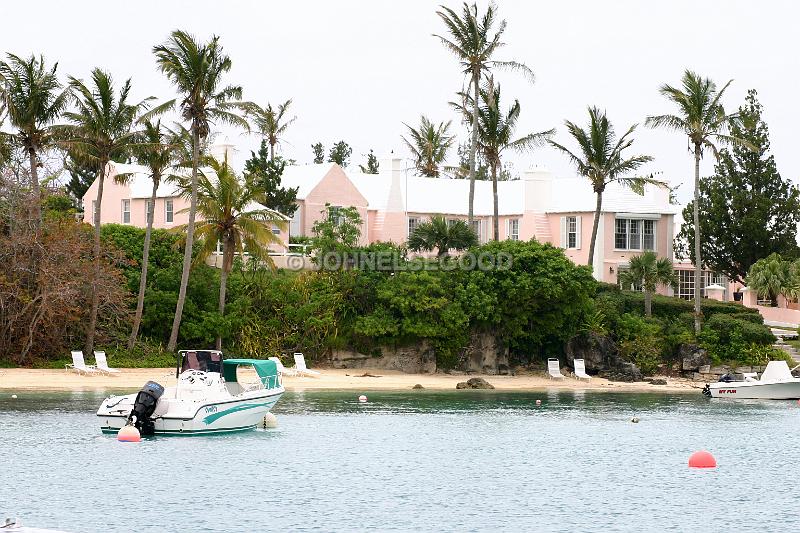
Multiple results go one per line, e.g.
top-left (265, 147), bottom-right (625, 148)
top-left (293, 352), bottom-right (320, 377)
top-left (66, 351), bottom-right (98, 375)
top-left (573, 358), bottom-right (592, 380)
top-left (269, 356), bottom-right (297, 377)
top-left (94, 351), bottom-right (121, 375)
top-left (547, 358), bottom-right (565, 379)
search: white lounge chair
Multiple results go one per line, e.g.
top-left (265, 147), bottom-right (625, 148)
top-left (94, 351), bottom-right (121, 375)
top-left (547, 358), bottom-right (565, 379)
top-left (66, 351), bottom-right (98, 375)
top-left (269, 356), bottom-right (297, 377)
top-left (573, 358), bottom-right (592, 380)
top-left (293, 352), bottom-right (320, 377)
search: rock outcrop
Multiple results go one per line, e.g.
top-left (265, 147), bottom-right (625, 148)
top-left (680, 344), bottom-right (710, 372)
top-left (456, 377), bottom-right (495, 389)
top-left (565, 332), bottom-right (618, 371)
top-left (463, 332), bottom-right (509, 375)
top-left (331, 344), bottom-right (436, 373)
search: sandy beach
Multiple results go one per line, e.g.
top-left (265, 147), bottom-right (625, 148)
top-left (0, 367), bottom-right (702, 393)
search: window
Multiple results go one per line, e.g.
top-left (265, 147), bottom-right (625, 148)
top-left (508, 219), bottom-right (519, 241)
top-left (121, 199), bottom-right (131, 224)
top-left (471, 220), bottom-right (482, 243)
top-left (272, 224), bottom-right (281, 235)
top-left (329, 205), bottom-right (342, 226)
top-left (617, 267), bottom-right (643, 292)
top-left (165, 199), bottom-right (174, 223)
top-left (408, 217), bottom-right (420, 237)
top-left (615, 218), bottom-right (656, 250)
top-left (567, 216), bottom-right (577, 248)
top-left (91, 200), bottom-right (97, 223)
top-left (145, 199), bottom-right (154, 223)
top-left (677, 270), bottom-right (726, 300)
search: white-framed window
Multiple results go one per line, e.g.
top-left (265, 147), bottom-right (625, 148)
top-left (471, 220), bottom-right (482, 243)
top-left (271, 224), bottom-right (281, 235)
top-left (145, 199), bottom-right (154, 223)
top-left (507, 218), bottom-right (519, 241)
top-left (408, 216), bottom-right (420, 237)
top-left (677, 270), bottom-right (726, 300)
top-left (615, 218), bottom-right (655, 250)
top-left (560, 215), bottom-right (581, 249)
top-left (165, 199), bottom-right (174, 223)
top-left (121, 199), bottom-right (131, 224)
top-left (329, 205), bottom-right (342, 226)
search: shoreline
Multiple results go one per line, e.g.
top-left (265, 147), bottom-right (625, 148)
top-left (0, 367), bottom-right (704, 394)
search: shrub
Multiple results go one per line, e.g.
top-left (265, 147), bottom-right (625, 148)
top-left (699, 314), bottom-right (776, 364)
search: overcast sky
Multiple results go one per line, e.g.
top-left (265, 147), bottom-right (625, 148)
top-left (3, 0), bottom-right (797, 204)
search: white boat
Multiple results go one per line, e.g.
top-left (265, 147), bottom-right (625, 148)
top-left (97, 350), bottom-right (284, 436)
top-left (703, 360), bottom-right (800, 399)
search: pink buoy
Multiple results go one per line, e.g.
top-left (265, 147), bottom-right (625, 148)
top-left (358, 395), bottom-right (368, 403)
top-left (688, 450), bottom-right (716, 468)
top-left (117, 425), bottom-right (141, 442)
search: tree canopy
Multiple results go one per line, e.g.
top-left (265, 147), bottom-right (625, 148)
top-left (244, 139), bottom-right (298, 217)
top-left (676, 90), bottom-right (800, 283)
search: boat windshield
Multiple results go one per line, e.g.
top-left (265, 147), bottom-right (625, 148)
top-left (180, 350), bottom-right (223, 374)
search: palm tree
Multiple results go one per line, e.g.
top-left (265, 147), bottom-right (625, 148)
top-left (618, 251), bottom-right (677, 317)
top-left (434, 2), bottom-right (532, 227)
top-left (402, 116), bottom-right (455, 177)
top-left (246, 99), bottom-right (296, 160)
top-left (468, 81), bottom-right (553, 241)
top-left (124, 120), bottom-right (182, 350)
top-left (154, 29), bottom-right (250, 351)
top-left (175, 157), bottom-right (286, 350)
top-left (646, 70), bottom-right (746, 333)
top-left (408, 215), bottom-right (478, 258)
top-left (746, 253), bottom-right (790, 307)
top-left (549, 107), bottom-right (653, 266)
top-left (0, 54), bottom-right (70, 226)
top-left (63, 69), bottom-right (151, 356)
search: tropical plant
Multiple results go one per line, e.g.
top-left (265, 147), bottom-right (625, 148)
top-left (402, 116), bottom-right (454, 177)
top-left (153, 29), bottom-right (250, 351)
top-left (310, 204), bottom-right (363, 262)
top-left (359, 149), bottom-right (379, 174)
top-left (746, 253), bottom-right (791, 307)
top-left (124, 120), bottom-right (182, 349)
top-left (407, 215), bottom-right (478, 258)
top-left (246, 99), bottom-right (296, 160)
top-left (328, 140), bottom-right (352, 166)
top-left (243, 140), bottom-right (298, 216)
top-left (676, 89), bottom-right (800, 283)
top-left (458, 80), bottom-right (553, 240)
top-left (646, 70), bottom-right (747, 333)
top-left (176, 157), bottom-right (286, 349)
top-left (550, 107), bottom-right (654, 266)
top-left (311, 142), bottom-right (324, 164)
top-left (62, 68), bottom-right (151, 356)
top-left (435, 1), bottom-right (532, 226)
top-left (0, 53), bottom-right (70, 225)
top-left (617, 251), bottom-right (677, 317)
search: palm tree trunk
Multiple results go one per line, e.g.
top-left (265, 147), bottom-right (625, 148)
top-left (467, 67), bottom-right (480, 227)
top-left (692, 145), bottom-right (702, 334)
top-left (215, 238), bottom-right (233, 351)
top-left (84, 161), bottom-right (107, 357)
top-left (128, 178), bottom-right (158, 350)
top-left (492, 162), bottom-right (499, 241)
top-left (27, 145), bottom-right (41, 228)
top-left (644, 290), bottom-right (653, 317)
top-left (269, 141), bottom-right (275, 161)
top-left (588, 189), bottom-right (603, 267)
top-left (168, 126), bottom-right (200, 351)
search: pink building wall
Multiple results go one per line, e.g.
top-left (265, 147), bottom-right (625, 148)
top-left (301, 165), bottom-right (370, 245)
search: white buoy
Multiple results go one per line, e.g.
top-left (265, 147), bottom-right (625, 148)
top-left (11, 394), bottom-right (17, 399)
top-left (535, 399), bottom-right (541, 406)
top-left (358, 395), bottom-right (368, 403)
top-left (262, 413), bottom-right (278, 429)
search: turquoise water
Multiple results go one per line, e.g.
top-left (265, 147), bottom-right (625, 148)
top-left (2, 389), bottom-right (799, 532)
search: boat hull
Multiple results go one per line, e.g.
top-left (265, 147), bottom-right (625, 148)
top-left (708, 381), bottom-right (800, 400)
top-left (98, 389), bottom-right (283, 435)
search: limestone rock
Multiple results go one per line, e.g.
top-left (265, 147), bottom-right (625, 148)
top-left (649, 378), bottom-right (667, 385)
top-left (680, 344), bottom-right (710, 371)
top-left (565, 332), bottom-right (618, 371)
top-left (463, 332), bottom-right (509, 375)
top-left (456, 377), bottom-right (495, 390)
top-left (331, 343), bottom-right (436, 373)
top-left (412, 384), bottom-right (424, 390)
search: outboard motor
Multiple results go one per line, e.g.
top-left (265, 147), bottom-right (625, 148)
top-left (126, 381), bottom-right (164, 436)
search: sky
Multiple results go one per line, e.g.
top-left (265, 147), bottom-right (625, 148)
top-left (2, 0), bottom-right (798, 205)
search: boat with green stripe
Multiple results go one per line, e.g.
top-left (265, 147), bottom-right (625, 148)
top-left (96, 350), bottom-right (284, 436)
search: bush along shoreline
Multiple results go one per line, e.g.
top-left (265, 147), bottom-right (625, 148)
top-left (3, 223), bottom-right (785, 380)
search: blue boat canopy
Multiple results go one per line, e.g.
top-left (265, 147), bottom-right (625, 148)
top-left (222, 359), bottom-right (279, 386)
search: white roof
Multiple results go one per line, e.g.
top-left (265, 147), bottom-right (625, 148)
top-left (548, 176), bottom-right (679, 215)
top-left (109, 162), bottom-right (184, 199)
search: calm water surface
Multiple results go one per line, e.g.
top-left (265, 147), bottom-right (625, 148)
top-left (1, 389), bottom-right (799, 532)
